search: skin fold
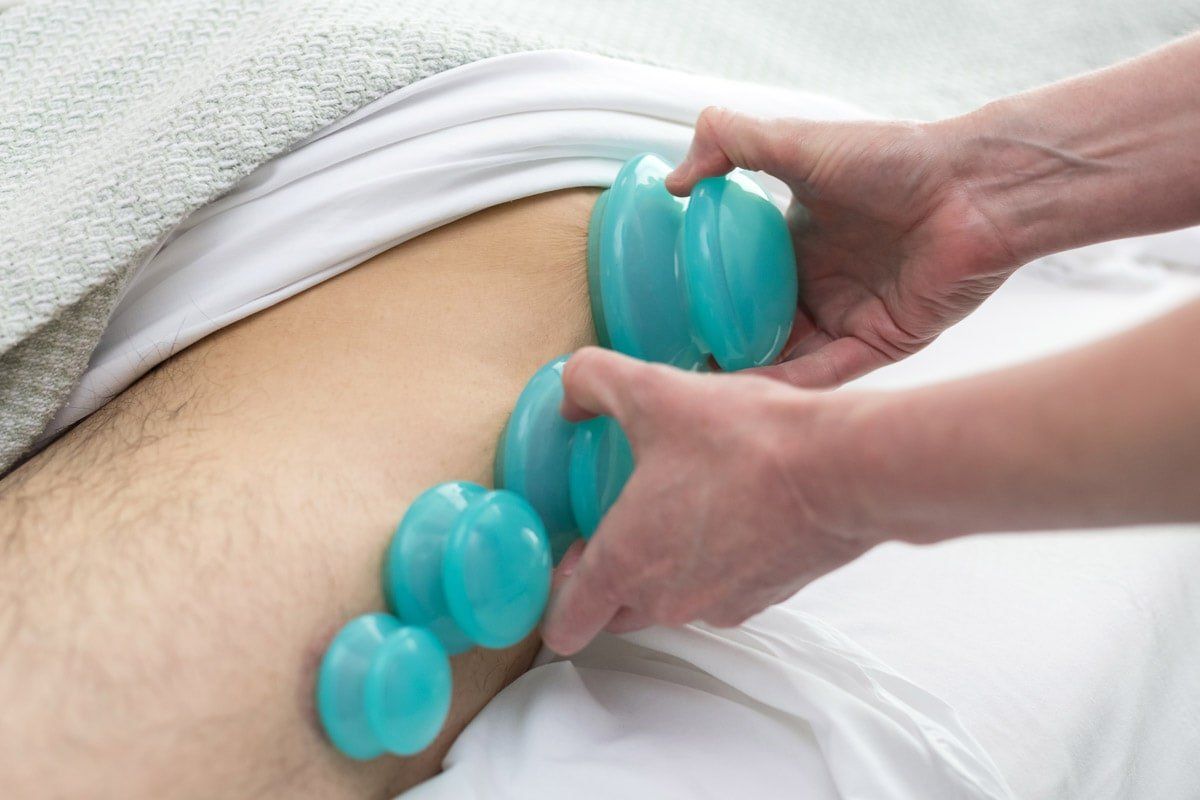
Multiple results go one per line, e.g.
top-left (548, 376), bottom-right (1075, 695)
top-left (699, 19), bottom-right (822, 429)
top-left (0, 188), bottom-right (600, 799)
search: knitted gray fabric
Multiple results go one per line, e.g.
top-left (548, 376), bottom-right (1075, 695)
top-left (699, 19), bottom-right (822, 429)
top-left (2, 0), bottom-right (1198, 472)
top-left (0, 0), bottom-right (541, 471)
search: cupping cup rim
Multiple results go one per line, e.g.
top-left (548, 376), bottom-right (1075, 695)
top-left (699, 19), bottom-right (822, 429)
top-left (681, 170), bottom-right (797, 370)
top-left (363, 624), bottom-right (453, 756)
top-left (493, 355), bottom-right (581, 563)
top-left (568, 415), bottom-right (634, 539)
top-left (589, 153), bottom-right (703, 369)
top-left (316, 612), bottom-right (400, 761)
top-left (382, 481), bottom-right (481, 655)
top-left (681, 175), bottom-right (748, 365)
top-left (443, 488), bottom-right (552, 649)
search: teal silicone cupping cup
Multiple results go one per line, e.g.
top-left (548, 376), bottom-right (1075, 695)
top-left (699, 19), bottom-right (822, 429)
top-left (588, 153), bottom-right (701, 368)
top-left (495, 355), bottom-right (634, 547)
top-left (315, 613), bottom-right (452, 760)
top-left (588, 153), bottom-right (798, 372)
top-left (382, 482), bottom-right (552, 653)
top-left (493, 358), bottom-right (578, 562)
top-left (318, 482), bottom-right (551, 760)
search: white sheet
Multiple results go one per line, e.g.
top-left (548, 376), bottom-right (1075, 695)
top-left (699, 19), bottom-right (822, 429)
top-left (52, 49), bottom-right (1200, 798)
top-left (413, 607), bottom-right (1018, 799)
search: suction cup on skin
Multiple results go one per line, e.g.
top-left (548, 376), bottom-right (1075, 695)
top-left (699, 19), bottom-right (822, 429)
top-left (493, 357), bottom-right (578, 562)
top-left (443, 488), bottom-right (554, 649)
top-left (315, 613), bottom-right (452, 760)
top-left (320, 483), bottom-right (550, 761)
top-left (588, 153), bottom-right (701, 368)
top-left (588, 153), bottom-right (798, 371)
top-left (495, 356), bottom-right (635, 546)
top-left (382, 481), bottom-right (552, 653)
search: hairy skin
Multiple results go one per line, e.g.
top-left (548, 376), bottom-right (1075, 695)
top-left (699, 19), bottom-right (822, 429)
top-left (0, 188), bottom-right (600, 799)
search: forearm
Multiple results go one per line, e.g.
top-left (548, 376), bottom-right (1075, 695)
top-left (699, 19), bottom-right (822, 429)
top-left (942, 31), bottom-right (1200, 262)
top-left (830, 298), bottom-right (1200, 542)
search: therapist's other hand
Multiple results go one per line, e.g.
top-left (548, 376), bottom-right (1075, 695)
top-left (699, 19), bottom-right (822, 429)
top-left (540, 347), bottom-right (881, 656)
top-left (666, 107), bottom-right (1020, 388)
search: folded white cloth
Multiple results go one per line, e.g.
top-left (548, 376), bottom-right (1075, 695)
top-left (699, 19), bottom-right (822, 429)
top-left (409, 607), bottom-right (1013, 799)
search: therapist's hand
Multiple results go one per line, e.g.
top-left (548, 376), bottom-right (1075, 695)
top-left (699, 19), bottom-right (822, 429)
top-left (666, 107), bottom-right (1021, 388)
top-left (540, 347), bottom-right (884, 656)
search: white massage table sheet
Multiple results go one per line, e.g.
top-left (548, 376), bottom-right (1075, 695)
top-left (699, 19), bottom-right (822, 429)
top-left (54, 51), bottom-right (1200, 798)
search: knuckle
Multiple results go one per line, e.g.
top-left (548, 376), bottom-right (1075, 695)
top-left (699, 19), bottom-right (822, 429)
top-left (604, 537), bottom-right (643, 585)
top-left (562, 347), bottom-right (599, 388)
top-left (697, 105), bottom-right (728, 132)
top-left (623, 365), bottom-right (668, 418)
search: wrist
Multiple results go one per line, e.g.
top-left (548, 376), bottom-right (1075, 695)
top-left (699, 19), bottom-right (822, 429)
top-left (792, 389), bottom-right (922, 550)
top-left (931, 98), bottom-right (1119, 265)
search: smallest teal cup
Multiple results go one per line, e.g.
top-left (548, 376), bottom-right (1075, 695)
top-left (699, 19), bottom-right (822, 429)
top-left (316, 614), bottom-right (452, 760)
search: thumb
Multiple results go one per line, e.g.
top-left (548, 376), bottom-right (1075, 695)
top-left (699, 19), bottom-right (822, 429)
top-left (542, 480), bottom-right (645, 654)
top-left (749, 336), bottom-right (892, 389)
top-left (560, 347), bottom-right (665, 431)
top-left (666, 107), bottom-right (793, 196)
top-left (541, 529), bottom-right (626, 655)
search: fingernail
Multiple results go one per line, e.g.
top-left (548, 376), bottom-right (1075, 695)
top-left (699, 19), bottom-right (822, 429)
top-left (665, 165), bottom-right (691, 196)
top-left (540, 602), bottom-right (579, 656)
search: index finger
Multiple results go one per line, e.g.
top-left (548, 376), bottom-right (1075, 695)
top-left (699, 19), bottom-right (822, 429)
top-left (665, 107), bottom-right (787, 196)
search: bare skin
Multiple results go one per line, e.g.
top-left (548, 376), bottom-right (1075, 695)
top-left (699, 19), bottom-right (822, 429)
top-left (0, 188), bottom-right (600, 798)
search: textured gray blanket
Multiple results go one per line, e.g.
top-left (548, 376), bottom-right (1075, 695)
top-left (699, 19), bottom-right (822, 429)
top-left (2, 0), bottom-right (1197, 472)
